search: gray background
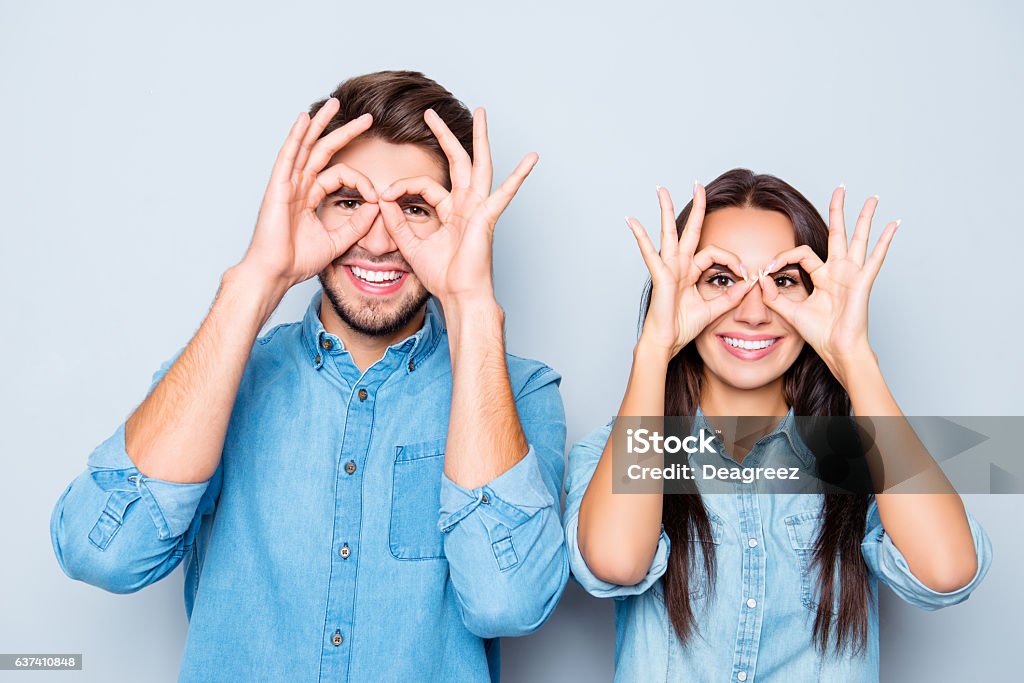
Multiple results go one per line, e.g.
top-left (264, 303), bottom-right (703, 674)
top-left (2, 0), bottom-right (1021, 681)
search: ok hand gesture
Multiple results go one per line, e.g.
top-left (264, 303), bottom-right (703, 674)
top-left (239, 97), bottom-right (381, 291)
top-left (377, 108), bottom-right (538, 309)
top-left (758, 186), bottom-right (899, 383)
top-left (628, 183), bottom-right (753, 358)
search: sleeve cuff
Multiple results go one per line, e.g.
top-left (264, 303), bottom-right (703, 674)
top-left (88, 423), bottom-right (212, 540)
top-left (438, 444), bottom-right (555, 533)
top-left (566, 515), bottom-right (671, 599)
top-left (862, 500), bottom-right (993, 611)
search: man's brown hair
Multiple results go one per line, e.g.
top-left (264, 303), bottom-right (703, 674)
top-left (309, 70), bottom-right (474, 188)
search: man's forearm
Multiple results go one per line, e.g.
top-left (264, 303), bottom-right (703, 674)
top-left (443, 297), bottom-right (528, 489)
top-left (125, 264), bottom-right (287, 483)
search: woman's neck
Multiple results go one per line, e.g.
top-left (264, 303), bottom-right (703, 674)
top-left (700, 373), bottom-right (789, 417)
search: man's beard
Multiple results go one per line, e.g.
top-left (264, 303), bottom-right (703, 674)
top-left (318, 268), bottom-right (431, 337)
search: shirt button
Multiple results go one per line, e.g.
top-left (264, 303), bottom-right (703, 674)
top-left (737, 672), bottom-right (747, 682)
top-left (332, 630), bottom-right (343, 647)
top-left (748, 538), bottom-right (758, 548)
top-left (340, 543), bottom-right (350, 559)
top-left (345, 460), bottom-right (357, 475)
top-left (481, 493), bottom-right (489, 504)
top-left (746, 598), bottom-right (757, 608)
top-left (321, 338), bottom-right (333, 351)
top-left (315, 354), bottom-right (321, 364)
top-left (408, 360), bottom-right (416, 371)
top-left (357, 388), bottom-right (368, 401)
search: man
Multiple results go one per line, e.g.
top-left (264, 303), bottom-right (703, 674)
top-left (50, 70), bottom-right (568, 682)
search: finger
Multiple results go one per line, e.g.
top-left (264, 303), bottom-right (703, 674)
top-left (678, 181), bottom-right (707, 257)
top-left (849, 194), bottom-right (879, 265)
top-left (656, 186), bottom-right (678, 268)
top-left (470, 107), bottom-right (493, 195)
top-left (294, 98), bottom-right (340, 172)
top-left (767, 244), bottom-right (826, 276)
top-left (759, 267), bottom-right (800, 321)
top-left (827, 185), bottom-right (849, 259)
top-left (424, 108), bottom-right (472, 188)
top-left (269, 112), bottom-right (312, 187)
top-left (864, 219), bottom-right (900, 280)
top-left (379, 175), bottom-right (450, 208)
top-left (308, 162), bottom-right (378, 209)
top-left (325, 202), bottom-right (379, 258)
top-left (705, 275), bottom-right (752, 318)
top-left (379, 199), bottom-right (425, 261)
top-left (303, 113), bottom-right (374, 174)
top-left (480, 152), bottom-right (539, 221)
top-left (626, 216), bottom-right (668, 285)
top-left (690, 245), bottom-right (746, 285)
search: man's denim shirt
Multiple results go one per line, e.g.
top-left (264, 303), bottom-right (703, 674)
top-left (50, 290), bottom-right (569, 682)
top-left (564, 408), bottom-right (992, 683)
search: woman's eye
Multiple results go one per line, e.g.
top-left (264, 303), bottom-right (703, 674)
top-left (774, 274), bottom-right (799, 288)
top-left (335, 199), bottom-right (362, 210)
top-left (707, 274), bottom-right (735, 288)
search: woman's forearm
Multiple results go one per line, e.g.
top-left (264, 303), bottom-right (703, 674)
top-left (577, 339), bottom-right (673, 585)
top-left (841, 348), bottom-right (978, 592)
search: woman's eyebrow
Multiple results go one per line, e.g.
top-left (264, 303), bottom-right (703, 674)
top-left (705, 264), bottom-right (742, 275)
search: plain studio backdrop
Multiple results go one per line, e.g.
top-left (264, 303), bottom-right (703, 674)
top-left (2, 1), bottom-right (1021, 681)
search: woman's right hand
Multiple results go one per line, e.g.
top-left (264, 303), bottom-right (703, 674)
top-left (236, 97), bottom-right (382, 292)
top-left (626, 183), bottom-right (752, 358)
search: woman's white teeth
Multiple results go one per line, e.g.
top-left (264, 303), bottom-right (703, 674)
top-left (350, 266), bottom-right (402, 284)
top-left (723, 336), bottom-right (778, 350)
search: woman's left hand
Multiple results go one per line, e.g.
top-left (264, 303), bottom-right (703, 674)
top-left (758, 186), bottom-right (899, 386)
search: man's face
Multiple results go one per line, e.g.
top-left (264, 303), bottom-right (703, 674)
top-left (316, 136), bottom-right (447, 336)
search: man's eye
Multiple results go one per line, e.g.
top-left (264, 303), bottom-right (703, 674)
top-left (335, 199), bottom-right (362, 210)
top-left (403, 205), bottom-right (430, 217)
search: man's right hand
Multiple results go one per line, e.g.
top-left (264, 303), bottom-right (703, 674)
top-left (237, 97), bottom-right (379, 293)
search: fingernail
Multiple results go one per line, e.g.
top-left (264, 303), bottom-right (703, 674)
top-left (895, 218), bottom-right (902, 228)
top-left (624, 216), bottom-right (633, 229)
top-left (739, 264), bottom-right (748, 278)
top-left (873, 194), bottom-right (879, 201)
top-left (839, 182), bottom-right (845, 189)
top-left (766, 260), bottom-right (777, 273)
top-left (694, 180), bottom-right (700, 193)
top-left (655, 184), bottom-right (662, 193)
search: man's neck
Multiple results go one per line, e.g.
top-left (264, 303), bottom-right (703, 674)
top-left (319, 301), bottom-right (427, 373)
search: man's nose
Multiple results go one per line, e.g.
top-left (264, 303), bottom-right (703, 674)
top-left (357, 210), bottom-right (399, 256)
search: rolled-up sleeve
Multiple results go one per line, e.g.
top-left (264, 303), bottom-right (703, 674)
top-left (49, 351), bottom-right (221, 594)
top-left (438, 366), bottom-right (568, 638)
top-left (564, 421), bottom-right (671, 599)
top-left (861, 497), bottom-right (992, 611)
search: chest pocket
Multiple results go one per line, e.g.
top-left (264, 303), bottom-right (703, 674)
top-left (687, 510), bottom-right (725, 601)
top-left (389, 437), bottom-right (447, 561)
top-left (785, 510), bottom-right (841, 615)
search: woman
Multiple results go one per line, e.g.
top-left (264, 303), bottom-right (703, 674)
top-left (564, 169), bottom-right (991, 681)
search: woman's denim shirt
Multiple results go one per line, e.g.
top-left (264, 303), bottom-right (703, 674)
top-left (564, 408), bottom-right (992, 682)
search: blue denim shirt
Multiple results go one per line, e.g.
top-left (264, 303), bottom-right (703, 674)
top-left (564, 408), bottom-right (992, 682)
top-left (50, 289), bottom-right (569, 682)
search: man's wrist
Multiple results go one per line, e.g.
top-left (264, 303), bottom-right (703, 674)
top-left (220, 263), bottom-right (290, 327)
top-left (444, 296), bottom-right (505, 348)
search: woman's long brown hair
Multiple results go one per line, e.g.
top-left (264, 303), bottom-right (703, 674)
top-left (639, 169), bottom-right (871, 654)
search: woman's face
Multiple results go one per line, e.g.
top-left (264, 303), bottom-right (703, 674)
top-left (693, 206), bottom-right (810, 391)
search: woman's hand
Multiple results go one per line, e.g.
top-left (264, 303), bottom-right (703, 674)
top-left (758, 186), bottom-right (899, 385)
top-left (377, 107), bottom-right (538, 311)
top-left (627, 183), bottom-right (752, 358)
top-left (238, 97), bottom-right (382, 292)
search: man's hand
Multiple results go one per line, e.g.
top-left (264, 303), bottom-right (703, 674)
top-left (376, 107), bottom-right (538, 308)
top-left (238, 97), bottom-right (380, 294)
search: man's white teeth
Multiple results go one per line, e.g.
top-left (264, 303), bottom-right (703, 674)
top-left (723, 336), bottom-right (778, 350)
top-left (350, 266), bottom-right (402, 284)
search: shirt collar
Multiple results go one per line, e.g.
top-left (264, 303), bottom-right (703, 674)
top-left (300, 288), bottom-right (446, 373)
top-left (694, 405), bottom-right (816, 468)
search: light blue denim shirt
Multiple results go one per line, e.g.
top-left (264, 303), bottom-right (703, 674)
top-left (50, 289), bottom-right (569, 682)
top-left (564, 408), bottom-right (992, 682)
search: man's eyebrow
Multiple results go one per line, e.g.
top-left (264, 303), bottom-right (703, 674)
top-left (326, 187), bottom-right (366, 200)
top-left (394, 193), bottom-right (428, 204)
